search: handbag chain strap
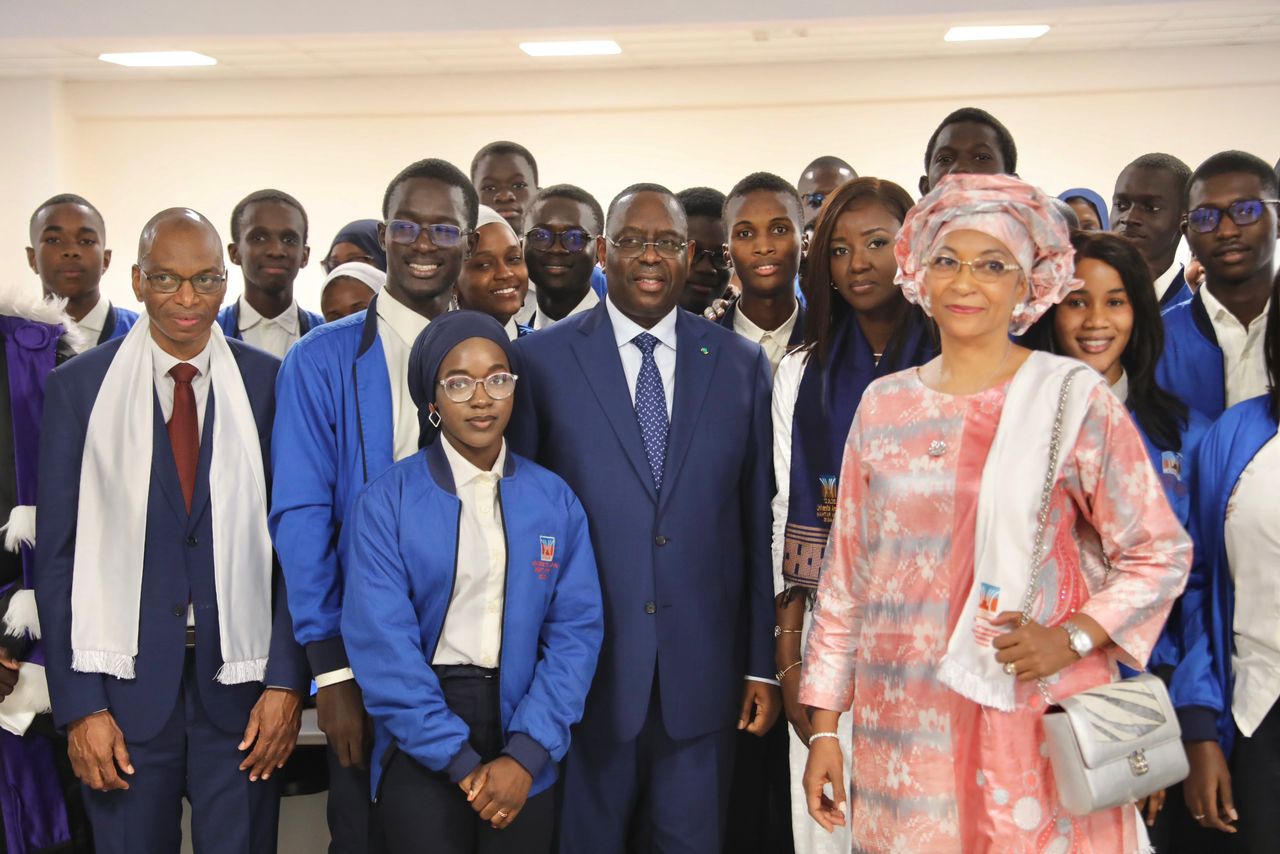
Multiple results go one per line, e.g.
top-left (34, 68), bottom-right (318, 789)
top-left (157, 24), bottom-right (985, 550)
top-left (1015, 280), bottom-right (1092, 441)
top-left (1016, 366), bottom-right (1090, 707)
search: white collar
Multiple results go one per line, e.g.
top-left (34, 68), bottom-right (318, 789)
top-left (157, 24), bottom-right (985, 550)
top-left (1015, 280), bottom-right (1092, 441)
top-left (376, 289), bottom-right (431, 347)
top-left (79, 296), bottom-right (111, 335)
top-left (605, 295), bottom-right (678, 351)
top-left (533, 288), bottom-right (600, 331)
top-left (1200, 284), bottom-right (1271, 331)
top-left (440, 435), bottom-right (506, 487)
top-left (732, 301), bottom-right (798, 342)
top-left (149, 333), bottom-right (212, 380)
top-left (238, 295), bottom-right (299, 334)
top-left (1153, 261), bottom-right (1183, 303)
top-left (1109, 370), bottom-right (1129, 405)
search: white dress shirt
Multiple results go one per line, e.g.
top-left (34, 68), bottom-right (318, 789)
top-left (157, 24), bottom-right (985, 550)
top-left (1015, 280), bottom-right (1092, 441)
top-left (605, 295), bottom-right (677, 418)
top-left (769, 348), bottom-right (808, 598)
top-left (151, 336), bottom-right (213, 627)
top-left (1226, 426), bottom-right (1280, 736)
top-left (433, 439), bottom-right (508, 668)
top-left (1153, 261), bottom-right (1184, 305)
top-left (376, 291), bottom-right (432, 462)
top-left (77, 297), bottom-right (111, 344)
top-left (237, 295), bottom-right (301, 360)
top-left (732, 303), bottom-right (798, 376)
top-left (533, 288), bottom-right (600, 331)
top-left (1200, 286), bottom-right (1271, 408)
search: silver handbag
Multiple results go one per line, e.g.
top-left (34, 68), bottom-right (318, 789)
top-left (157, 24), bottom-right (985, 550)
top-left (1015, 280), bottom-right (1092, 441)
top-left (1020, 368), bottom-right (1189, 816)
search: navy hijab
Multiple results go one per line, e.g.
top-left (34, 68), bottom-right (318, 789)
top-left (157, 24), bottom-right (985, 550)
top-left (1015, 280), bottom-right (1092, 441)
top-left (327, 219), bottom-right (387, 271)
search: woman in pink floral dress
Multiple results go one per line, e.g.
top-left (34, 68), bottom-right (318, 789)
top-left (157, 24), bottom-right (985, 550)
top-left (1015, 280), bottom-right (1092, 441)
top-left (799, 174), bottom-right (1192, 853)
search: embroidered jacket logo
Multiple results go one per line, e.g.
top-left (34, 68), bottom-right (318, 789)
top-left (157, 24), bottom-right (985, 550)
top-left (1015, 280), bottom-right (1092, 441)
top-left (533, 536), bottom-right (558, 580)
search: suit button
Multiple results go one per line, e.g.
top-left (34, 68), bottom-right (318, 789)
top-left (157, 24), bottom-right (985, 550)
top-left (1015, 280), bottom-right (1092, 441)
top-left (186, 536), bottom-right (197, 547)
top-left (172, 605), bottom-right (185, 617)
top-left (654, 536), bottom-right (668, 546)
top-left (644, 601), bottom-right (656, 615)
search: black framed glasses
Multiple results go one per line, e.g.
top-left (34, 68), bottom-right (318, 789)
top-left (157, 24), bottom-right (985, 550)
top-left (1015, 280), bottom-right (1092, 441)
top-left (926, 255), bottom-right (1021, 283)
top-left (438, 372), bottom-right (519, 403)
top-left (607, 235), bottom-right (688, 259)
top-left (802, 192), bottom-right (826, 210)
top-left (524, 227), bottom-right (596, 253)
top-left (1185, 199), bottom-right (1280, 234)
top-left (138, 269), bottom-right (226, 294)
top-left (691, 247), bottom-right (729, 270)
top-left (386, 220), bottom-right (470, 247)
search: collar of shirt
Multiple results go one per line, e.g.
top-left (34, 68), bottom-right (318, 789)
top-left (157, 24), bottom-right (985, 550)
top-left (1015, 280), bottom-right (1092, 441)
top-left (605, 294), bottom-right (678, 354)
top-left (1199, 284), bottom-right (1270, 338)
top-left (237, 295), bottom-right (299, 334)
top-left (533, 287), bottom-right (600, 331)
top-left (439, 435), bottom-right (506, 489)
top-left (150, 334), bottom-right (212, 385)
top-left (1109, 370), bottom-right (1129, 405)
top-left (732, 301), bottom-right (798, 345)
top-left (377, 289), bottom-right (431, 348)
top-left (1153, 261), bottom-right (1183, 303)
top-left (77, 296), bottom-right (111, 339)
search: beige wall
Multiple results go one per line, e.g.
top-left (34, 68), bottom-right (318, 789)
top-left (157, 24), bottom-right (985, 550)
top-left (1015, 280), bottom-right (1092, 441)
top-left (5, 42), bottom-right (1277, 312)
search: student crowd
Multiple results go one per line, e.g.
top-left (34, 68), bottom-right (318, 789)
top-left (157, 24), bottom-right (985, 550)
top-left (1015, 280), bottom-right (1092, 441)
top-left (0, 105), bottom-right (1275, 854)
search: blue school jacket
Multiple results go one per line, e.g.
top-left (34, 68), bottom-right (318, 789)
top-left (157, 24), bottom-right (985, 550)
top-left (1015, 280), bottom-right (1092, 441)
top-left (98, 303), bottom-right (139, 346)
top-left (216, 300), bottom-right (324, 342)
top-left (1167, 395), bottom-right (1276, 756)
top-left (1156, 291), bottom-right (1227, 421)
top-left (341, 440), bottom-right (603, 799)
top-left (269, 300), bottom-right (396, 675)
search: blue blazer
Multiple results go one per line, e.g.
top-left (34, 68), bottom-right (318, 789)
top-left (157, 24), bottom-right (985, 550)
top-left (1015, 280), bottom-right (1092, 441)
top-left (269, 299), bottom-right (395, 675)
top-left (342, 441), bottom-right (603, 798)
top-left (98, 303), bottom-right (139, 346)
top-left (1157, 291), bottom-right (1227, 421)
top-left (216, 300), bottom-right (324, 343)
top-left (35, 336), bottom-right (308, 742)
top-left (1159, 267), bottom-right (1193, 312)
top-left (1167, 395), bottom-right (1276, 757)
top-left (508, 303), bottom-right (775, 743)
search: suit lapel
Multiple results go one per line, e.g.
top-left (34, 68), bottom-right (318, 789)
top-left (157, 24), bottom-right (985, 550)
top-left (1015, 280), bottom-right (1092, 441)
top-left (98, 304), bottom-right (116, 347)
top-left (659, 312), bottom-right (716, 510)
top-left (570, 305), bottom-right (658, 504)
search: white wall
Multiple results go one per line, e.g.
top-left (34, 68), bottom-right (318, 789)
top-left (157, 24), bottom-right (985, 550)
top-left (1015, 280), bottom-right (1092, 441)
top-left (5, 42), bottom-right (1277, 312)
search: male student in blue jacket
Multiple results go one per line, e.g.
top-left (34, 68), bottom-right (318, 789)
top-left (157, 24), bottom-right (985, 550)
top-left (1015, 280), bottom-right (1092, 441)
top-left (509, 183), bottom-right (779, 853)
top-left (219, 189), bottom-right (325, 357)
top-left (27, 194), bottom-right (138, 346)
top-left (1111, 153), bottom-right (1195, 310)
top-left (342, 310), bottom-right (602, 852)
top-left (1157, 150), bottom-right (1278, 421)
top-left (270, 158), bottom-right (477, 854)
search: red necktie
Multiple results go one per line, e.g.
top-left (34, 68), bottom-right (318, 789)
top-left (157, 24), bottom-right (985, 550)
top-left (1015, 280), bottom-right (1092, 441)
top-left (167, 363), bottom-right (199, 513)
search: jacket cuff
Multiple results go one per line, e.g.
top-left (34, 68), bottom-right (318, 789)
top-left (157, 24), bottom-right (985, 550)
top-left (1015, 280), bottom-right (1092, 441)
top-left (446, 743), bottom-right (483, 784)
top-left (305, 637), bottom-right (349, 676)
top-left (502, 732), bottom-right (551, 780)
top-left (1178, 706), bottom-right (1221, 743)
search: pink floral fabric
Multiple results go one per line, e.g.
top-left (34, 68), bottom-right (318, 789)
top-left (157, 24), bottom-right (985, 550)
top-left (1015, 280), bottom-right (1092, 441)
top-left (893, 173), bottom-right (1081, 335)
top-left (799, 369), bottom-right (1191, 853)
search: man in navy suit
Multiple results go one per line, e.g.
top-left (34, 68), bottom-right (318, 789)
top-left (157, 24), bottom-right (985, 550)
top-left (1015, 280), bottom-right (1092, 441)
top-left (509, 183), bottom-right (779, 853)
top-left (35, 209), bottom-right (308, 853)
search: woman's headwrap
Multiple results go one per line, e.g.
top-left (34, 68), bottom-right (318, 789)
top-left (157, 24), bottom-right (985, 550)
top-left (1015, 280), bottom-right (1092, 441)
top-left (407, 310), bottom-right (519, 448)
top-left (322, 261), bottom-right (385, 295)
top-left (1057, 187), bottom-right (1110, 231)
top-left (894, 173), bottom-right (1081, 335)
top-left (327, 219), bottom-right (387, 271)
top-left (475, 204), bottom-right (518, 241)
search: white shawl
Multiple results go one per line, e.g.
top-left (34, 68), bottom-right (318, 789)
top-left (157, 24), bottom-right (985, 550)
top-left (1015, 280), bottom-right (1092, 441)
top-left (70, 319), bottom-right (272, 684)
top-left (936, 351), bottom-right (1104, 711)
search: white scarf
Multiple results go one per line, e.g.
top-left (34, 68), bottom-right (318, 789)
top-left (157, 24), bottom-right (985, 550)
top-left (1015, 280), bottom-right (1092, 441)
top-left (70, 319), bottom-right (272, 685)
top-left (936, 351), bottom-right (1104, 711)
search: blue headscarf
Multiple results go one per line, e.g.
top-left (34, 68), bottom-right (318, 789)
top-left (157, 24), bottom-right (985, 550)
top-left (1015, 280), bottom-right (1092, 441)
top-left (327, 219), bottom-right (387, 271)
top-left (407, 310), bottom-right (518, 448)
top-left (1057, 188), bottom-right (1110, 231)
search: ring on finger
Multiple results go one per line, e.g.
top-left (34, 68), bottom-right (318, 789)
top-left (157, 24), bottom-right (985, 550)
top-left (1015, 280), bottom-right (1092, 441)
top-left (1003, 662), bottom-right (1017, 676)
top-left (496, 810), bottom-right (509, 820)
top-left (1193, 814), bottom-right (1206, 821)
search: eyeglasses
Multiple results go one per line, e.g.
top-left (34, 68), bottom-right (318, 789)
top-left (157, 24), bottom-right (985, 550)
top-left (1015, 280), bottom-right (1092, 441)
top-left (438, 371), bottom-right (519, 403)
top-left (926, 255), bottom-right (1021, 283)
top-left (1185, 199), bottom-right (1280, 234)
top-left (802, 192), bottom-right (826, 210)
top-left (138, 269), bottom-right (226, 295)
top-left (524, 227), bottom-right (596, 254)
top-left (607, 236), bottom-right (689, 259)
top-left (386, 220), bottom-right (471, 248)
top-left (691, 247), bottom-right (729, 270)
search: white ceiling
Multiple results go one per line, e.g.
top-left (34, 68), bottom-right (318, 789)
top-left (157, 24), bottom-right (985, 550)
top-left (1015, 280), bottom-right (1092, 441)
top-left (1, 1), bottom-right (1278, 80)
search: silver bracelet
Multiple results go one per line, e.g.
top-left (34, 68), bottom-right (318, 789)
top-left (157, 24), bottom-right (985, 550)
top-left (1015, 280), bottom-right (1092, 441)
top-left (808, 730), bottom-right (839, 746)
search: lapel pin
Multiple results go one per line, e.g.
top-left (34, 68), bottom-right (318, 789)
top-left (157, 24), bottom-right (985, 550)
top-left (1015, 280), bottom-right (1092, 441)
top-left (700, 346), bottom-right (710, 355)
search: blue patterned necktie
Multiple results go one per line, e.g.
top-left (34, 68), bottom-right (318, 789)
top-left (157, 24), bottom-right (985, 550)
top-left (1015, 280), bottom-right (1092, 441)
top-left (631, 332), bottom-right (669, 491)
